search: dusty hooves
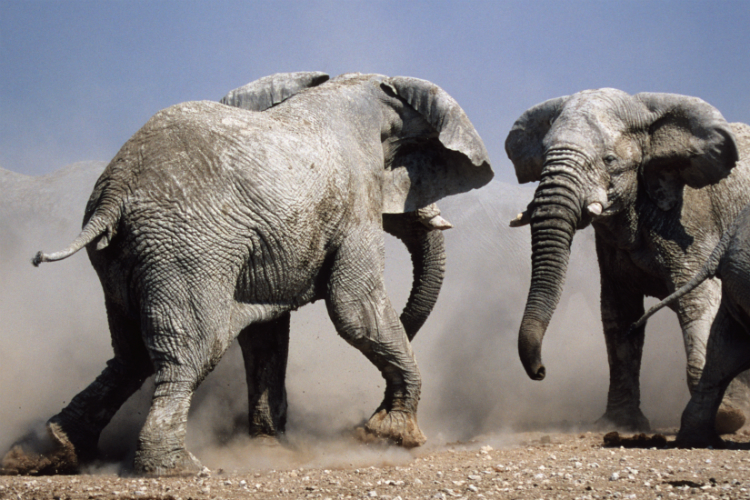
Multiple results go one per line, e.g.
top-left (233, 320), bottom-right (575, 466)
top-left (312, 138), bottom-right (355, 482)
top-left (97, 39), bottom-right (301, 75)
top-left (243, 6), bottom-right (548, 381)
top-left (0, 423), bottom-right (79, 476)
top-left (360, 409), bottom-right (426, 448)
top-left (715, 406), bottom-right (746, 435)
top-left (133, 449), bottom-right (203, 477)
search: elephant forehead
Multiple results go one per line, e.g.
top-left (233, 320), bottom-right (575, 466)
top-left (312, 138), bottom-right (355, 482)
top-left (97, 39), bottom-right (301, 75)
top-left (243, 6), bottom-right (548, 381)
top-left (546, 93), bottom-right (635, 150)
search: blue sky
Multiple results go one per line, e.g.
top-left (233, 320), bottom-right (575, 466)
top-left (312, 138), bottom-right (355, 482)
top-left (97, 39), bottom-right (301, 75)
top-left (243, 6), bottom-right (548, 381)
top-left (2, 0), bottom-right (749, 182)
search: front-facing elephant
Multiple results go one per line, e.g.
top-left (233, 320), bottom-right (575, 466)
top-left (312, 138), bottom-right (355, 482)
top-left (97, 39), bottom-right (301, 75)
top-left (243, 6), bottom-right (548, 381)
top-left (506, 88), bottom-right (750, 433)
top-left (5, 72), bottom-right (493, 476)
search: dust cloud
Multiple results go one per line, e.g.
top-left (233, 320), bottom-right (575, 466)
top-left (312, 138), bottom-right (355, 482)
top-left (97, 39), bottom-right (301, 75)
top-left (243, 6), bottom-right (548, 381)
top-left (0, 163), bottom-right (690, 474)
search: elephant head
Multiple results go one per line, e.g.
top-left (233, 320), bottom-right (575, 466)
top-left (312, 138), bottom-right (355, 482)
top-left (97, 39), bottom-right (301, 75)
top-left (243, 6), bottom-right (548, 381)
top-left (505, 88), bottom-right (739, 380)
top-left (221, 73), bottom-right (492, 340)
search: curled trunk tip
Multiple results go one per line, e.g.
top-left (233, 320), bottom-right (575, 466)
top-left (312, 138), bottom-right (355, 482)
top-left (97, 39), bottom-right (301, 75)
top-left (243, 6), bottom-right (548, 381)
top-left (518, 317), bottom-right (547, 380)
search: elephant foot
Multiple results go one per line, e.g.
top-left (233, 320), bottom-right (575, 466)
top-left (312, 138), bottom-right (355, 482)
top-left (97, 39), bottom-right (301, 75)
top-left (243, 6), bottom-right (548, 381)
top-left (0, 422), bottom-right (79, 475)
top-left (594, 409), bottom-right (651, 433)
top-left (249, 434), bottom-right (283, 448)
top-left (361, 409), bottom-right (426, 448)
top-left (674, 429), bottom-right (725, 449)
top-left (133, 448), bottom-right (203, 477)
top-left (715, 404), bottom-right (746, 435)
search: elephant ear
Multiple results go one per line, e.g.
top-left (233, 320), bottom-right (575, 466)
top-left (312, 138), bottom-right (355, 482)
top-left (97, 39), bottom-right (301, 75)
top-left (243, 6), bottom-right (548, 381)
top-left (220, 71), bottom-right (329, 111)
top-left (505, 96), bottom-right (569, 184)
top-left (380, 76), bottom-right (494, 213)
top-left (636, 92), bottom-right (739, 211)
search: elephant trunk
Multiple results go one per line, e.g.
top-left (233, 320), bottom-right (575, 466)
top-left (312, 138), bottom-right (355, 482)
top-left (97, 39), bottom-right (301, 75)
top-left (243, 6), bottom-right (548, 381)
top-left (518, 157), bottom-right (582, 380)
top-left (383, 212), bottom-right (447, 341)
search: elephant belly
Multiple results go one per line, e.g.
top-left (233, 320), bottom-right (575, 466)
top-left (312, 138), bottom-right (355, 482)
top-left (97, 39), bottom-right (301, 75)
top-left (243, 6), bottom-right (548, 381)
top-left (721, 250), bottom-right (750, 333)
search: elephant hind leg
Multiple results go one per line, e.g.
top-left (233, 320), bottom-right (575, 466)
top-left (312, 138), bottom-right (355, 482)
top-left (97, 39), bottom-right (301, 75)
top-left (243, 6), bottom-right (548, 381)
top-left (134, 293), bottom-right (234, 476)
top-left (237, 312), bottom-right (291, 439)
top-left (1, 303), bottom-right (152, 475)
top-left (677, 303), bottom-right (750, 447)
top-left (325, 234), bottom-right (426, 448)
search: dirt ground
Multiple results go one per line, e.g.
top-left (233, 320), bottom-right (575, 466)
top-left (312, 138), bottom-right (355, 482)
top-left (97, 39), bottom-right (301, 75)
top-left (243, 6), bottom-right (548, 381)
top-left (3, 428), bottom-right (750, 500)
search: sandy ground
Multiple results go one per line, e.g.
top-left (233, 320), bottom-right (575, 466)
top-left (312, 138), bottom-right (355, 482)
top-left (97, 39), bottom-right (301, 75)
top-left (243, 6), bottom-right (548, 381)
top-left (3, 429), bottom-right (750, 500)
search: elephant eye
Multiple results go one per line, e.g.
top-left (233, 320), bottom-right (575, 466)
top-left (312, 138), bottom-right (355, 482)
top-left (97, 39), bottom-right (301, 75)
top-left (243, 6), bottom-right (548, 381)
top-left (604, 155), bottom-right (618, 165)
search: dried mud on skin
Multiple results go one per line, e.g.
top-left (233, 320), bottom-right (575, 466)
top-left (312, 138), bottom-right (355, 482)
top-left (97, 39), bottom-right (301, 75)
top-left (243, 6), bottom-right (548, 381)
top-left (3, 430), bottom-right (750, 500)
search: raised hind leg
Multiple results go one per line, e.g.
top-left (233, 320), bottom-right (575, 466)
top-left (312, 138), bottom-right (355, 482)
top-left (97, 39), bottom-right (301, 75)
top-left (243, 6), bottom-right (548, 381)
top-left (1, 302), bottom-right (152, 475)
top-left (325, 232), bottom-right (425, 447)
top-left (237, 312), bottom-right (290, 438)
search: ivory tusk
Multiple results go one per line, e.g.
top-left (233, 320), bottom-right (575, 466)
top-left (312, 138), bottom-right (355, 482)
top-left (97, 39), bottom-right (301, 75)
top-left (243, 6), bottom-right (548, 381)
top-left (509, 211), bottom-right (531, 228)
top-left (587, 202), bottom-right (603, 216)
top-left (426, 215), bottom-right (453, 230)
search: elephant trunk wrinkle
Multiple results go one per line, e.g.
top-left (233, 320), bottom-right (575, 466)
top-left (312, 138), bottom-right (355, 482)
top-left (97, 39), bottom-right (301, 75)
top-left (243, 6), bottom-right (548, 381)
top-left (518, 173), bottom-right (580, 381)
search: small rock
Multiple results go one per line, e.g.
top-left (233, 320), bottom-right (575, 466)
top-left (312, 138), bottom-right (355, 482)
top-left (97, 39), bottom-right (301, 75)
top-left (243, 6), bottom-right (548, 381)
top-left (468, 484), bottom-right (479, 492)
top-left (610, 472), bottom-right (619, 481)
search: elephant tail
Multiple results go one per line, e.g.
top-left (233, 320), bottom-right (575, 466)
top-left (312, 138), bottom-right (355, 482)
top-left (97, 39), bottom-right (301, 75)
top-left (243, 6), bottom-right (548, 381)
top-left (32, 209), bottom-right (119, 267)
top-left (630, 225), bottom-right (734, 333)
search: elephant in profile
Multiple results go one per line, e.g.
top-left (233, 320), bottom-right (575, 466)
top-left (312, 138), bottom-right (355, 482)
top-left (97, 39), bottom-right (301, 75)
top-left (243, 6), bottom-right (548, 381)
top-left (2, 72), bottom-right (492, 476)
top-left (633, 203), bottom-right (750, 447)
top-left (505, 88), bottom-right (750, 432)
top-left (219, 73), bottom-right (454, 441)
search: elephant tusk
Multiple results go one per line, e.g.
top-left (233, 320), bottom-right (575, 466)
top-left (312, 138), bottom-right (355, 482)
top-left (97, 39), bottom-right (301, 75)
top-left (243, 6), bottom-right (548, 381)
top-left (509, 210), bottom-right (531, 228)
top-left (586, 202), bottom-right (604, 217)
top-left (424, 215), bottom-right (453, 230)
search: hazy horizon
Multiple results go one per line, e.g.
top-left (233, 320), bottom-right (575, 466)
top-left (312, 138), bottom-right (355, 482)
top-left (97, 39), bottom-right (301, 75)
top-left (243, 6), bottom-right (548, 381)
top-left (2, 1), bottom-right (749, 182)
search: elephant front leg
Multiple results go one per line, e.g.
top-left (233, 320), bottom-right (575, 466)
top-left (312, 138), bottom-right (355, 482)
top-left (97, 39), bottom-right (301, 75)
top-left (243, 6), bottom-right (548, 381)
top-left (676, 279), bottom-right (746, 434)
top-left (237, 313), bottom-right (290, 440)
top-left (676, 303), bottom-right (750, 447)
top-left (597, 280), bottom-right (650, 431)
top-left (326, 235), bottom-right (426, 448)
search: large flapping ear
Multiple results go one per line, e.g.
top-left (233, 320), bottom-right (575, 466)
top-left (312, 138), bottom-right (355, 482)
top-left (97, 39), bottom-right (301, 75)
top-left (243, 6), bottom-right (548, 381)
top-left (220, 71), bottom-right (329, 111)
top-left (504, 96), bottom-right (569, 184)
top-left (379, 76), bottom-right (494, 213)
top-left (635, 92), bottom-right (739, 210)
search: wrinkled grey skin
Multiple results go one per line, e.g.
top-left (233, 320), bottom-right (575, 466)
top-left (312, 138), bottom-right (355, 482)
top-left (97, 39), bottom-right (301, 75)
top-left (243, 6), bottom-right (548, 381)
top-left (633, 204), bottom-right (750, 447)
top-left (506, 88), bottom-right (750, 432)
top-left (219, 73), bottom-right (452, 439)
top-left (15, 72), bottom-right (492, 476)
